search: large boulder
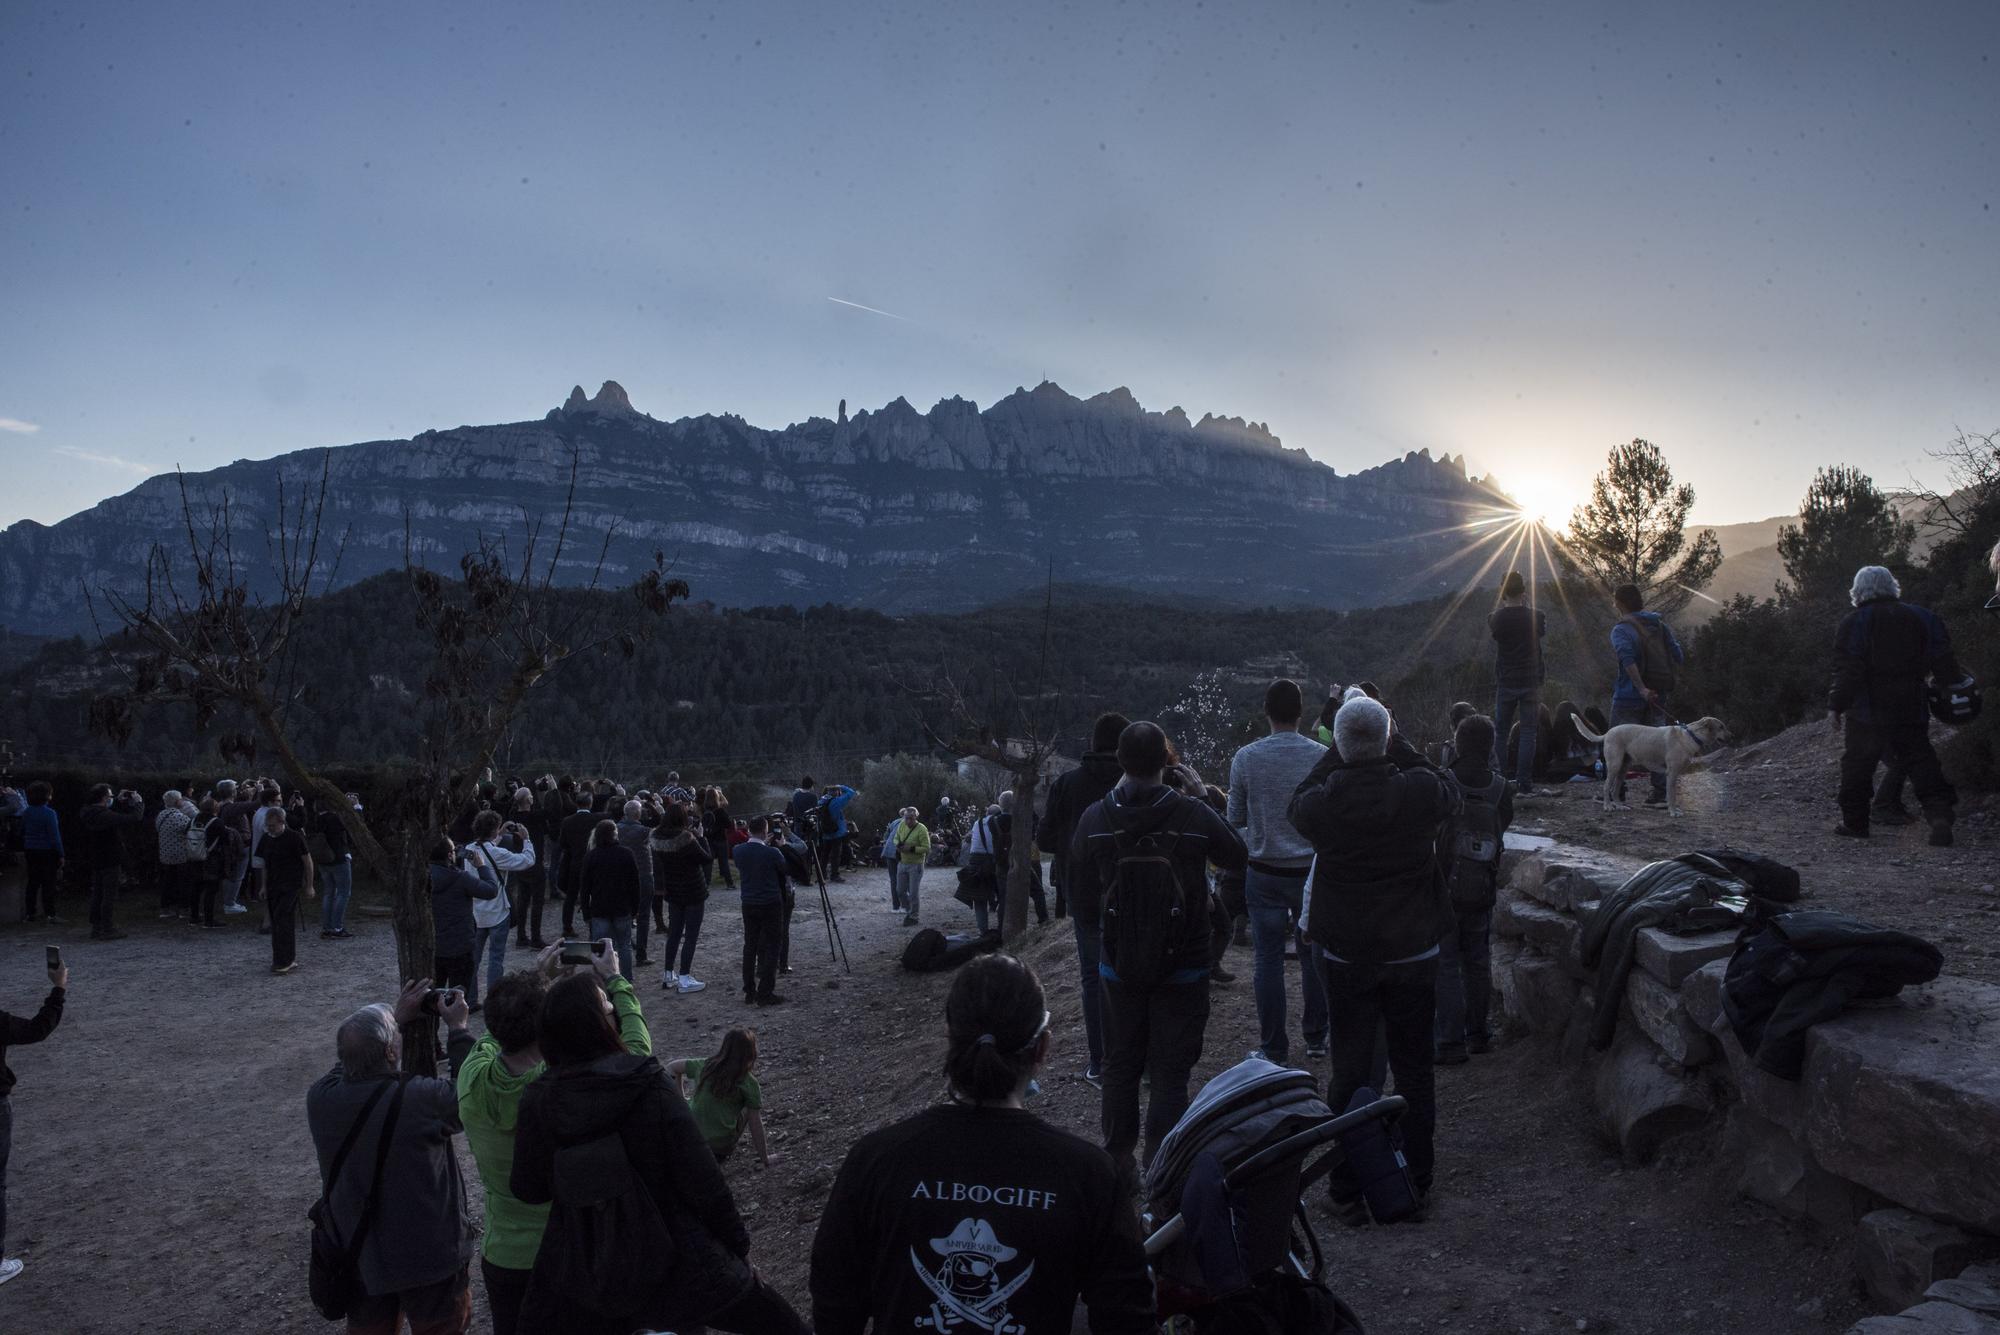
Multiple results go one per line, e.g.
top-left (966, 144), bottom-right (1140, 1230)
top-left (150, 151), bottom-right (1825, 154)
top-left (1620, 967), bottom-right (1716, 1066)
top-left (1722, 1106), bottom-right (1875, 1229)
top-left (1593, 1028), bottom-right (1714, 1162)
top-left (1846, 1302), bottom-right (2000, 1333)
top-left (1681, 958), bottom-right (1730, 1036)
top-left (1509, 949), bottom-right (1580, 1035)
top-left (1928, 1263), bottom-right (2000, 1317)
top-left (1805, 980), bottom-right (2000, 1233)
top-left (1509, 900), bottom-right (1587, 977)
top-left (1632, 925), bottom-right (1740, 987)
top-left (1855, 1209), bottom-right (2000, 1313)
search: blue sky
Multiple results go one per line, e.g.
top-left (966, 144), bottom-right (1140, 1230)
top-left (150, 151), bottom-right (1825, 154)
top-left (2, 0), bottom-right (1995, 527)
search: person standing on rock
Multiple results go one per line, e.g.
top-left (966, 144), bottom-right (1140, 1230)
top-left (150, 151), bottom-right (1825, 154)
top-left (1607, 584), bottom-right (1683, 807)
top-left (1288, 695), bottom-right (1462, 1221)
top-left (1226, 679), bottom-right (1329, 1068)
top-left (1489, 571), bottom-right (1548, 794)
top-left (1829, 565), bottom-right (1968, 847)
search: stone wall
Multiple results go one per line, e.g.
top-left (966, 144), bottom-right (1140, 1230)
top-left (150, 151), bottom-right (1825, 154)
top-left (1493, 849), bottom-right (2000, 1328)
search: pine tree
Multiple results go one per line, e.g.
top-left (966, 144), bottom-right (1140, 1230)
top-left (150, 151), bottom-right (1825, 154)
top-left (1776, 465), bottom-right (1915, 610)
top-left (1557, 438), bottom-right (1721, 615)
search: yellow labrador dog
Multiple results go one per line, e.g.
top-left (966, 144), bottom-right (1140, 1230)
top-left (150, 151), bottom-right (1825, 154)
top-left (1572, 715), bottom-right (1733, 818)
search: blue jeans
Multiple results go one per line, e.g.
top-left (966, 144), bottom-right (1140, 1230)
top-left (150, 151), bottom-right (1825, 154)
top-left (1074, 919), bottom-right (1104, 1071)
top-left (318, 859), bottom-right (353, 933)
top-left (1434, 907), bottom-right (1492, 1051)
top-left (474, 923), bottom-right (509, 1001)
top-left (1493, 685), bottom-right (1540, 784)
top-left (1610, 698), bottom-right (1668, 800)
top-left (589, 915), bottom-right (635, 982)
top-left (664, 898), bottom-right (704, 976)
top-left (1245, 867), bottom-right (1326, 1062)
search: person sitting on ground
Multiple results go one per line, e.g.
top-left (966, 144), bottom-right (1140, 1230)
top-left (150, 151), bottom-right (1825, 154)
top-left (1435, 713), bottom-right (1514, 1065)
top-left (651, 802), bottom-right (714, 994)
top-left (0, 952), bottom-right (67, 1287)
top-left (511, 972), bottom-right (806, 1335)
top-left (459, 941), bottom-right (648, 1335)
top-left (1068, 721), bottom-right (1248, 1185)
top-left (306, 979), bottom-right (478, 1333)
top-left (668, 1027), bottom-right (775, 1167)
top-left (1288, 696), bottom-right (1462, 1221)
top-left (809, 953), bottom-right (1155, 1335)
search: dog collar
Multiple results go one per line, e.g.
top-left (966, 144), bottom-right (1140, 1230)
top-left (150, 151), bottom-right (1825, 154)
top-left (1680, 723), bottom-right (1708, 752)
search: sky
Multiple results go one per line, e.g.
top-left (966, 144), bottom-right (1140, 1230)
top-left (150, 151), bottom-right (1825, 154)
top-left (2, 0), bottom-right (1996, 529)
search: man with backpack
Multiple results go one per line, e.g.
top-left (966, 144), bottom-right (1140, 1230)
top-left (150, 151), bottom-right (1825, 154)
top-left (1288, 696), bottom-right (1462, 1218)
top-left (1608, 583), bottom-right (1684, 807)
top-left (1489, 571), bottom-right (1548, 793)
top-left (307, 979), bottom-right (477, 1334)
top-left (1041, 712), bottom-right (1130, 1086)
top-left (1068, 721), bottom-right (1248, 1184)
top-left (1434, 713), bottom-right (1513, 1065)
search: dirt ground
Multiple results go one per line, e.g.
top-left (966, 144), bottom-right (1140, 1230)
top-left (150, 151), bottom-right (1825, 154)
top-left (2, 786), bottom-right (1899, 1335)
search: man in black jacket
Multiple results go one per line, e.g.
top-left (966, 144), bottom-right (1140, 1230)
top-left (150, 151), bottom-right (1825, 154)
top-left (1069, 722), bottom-right (1247, 1182)
top-left (1041, 712), bottom-right (1129, 1085)
top-left (1488, 570), bottom-right (1548, 793)
top-left (1289, 696), bottom-right (1461, 1210)
top-left (78, 784), bottom-right (144, 940)
top-left (0, 955), bottom-right (66, 1286)
top-left (555, 795), bottom-right (598, 937)
top-left (1829, 565), bottom-right (1968, 847)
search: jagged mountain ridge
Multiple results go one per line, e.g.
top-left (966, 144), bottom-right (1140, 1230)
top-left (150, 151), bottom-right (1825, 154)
top-left (0, 380), bottom-right (1520, 633)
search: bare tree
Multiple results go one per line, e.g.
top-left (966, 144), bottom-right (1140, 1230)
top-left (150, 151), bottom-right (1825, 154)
top-left (95, 447), bottom-right (687, 1070)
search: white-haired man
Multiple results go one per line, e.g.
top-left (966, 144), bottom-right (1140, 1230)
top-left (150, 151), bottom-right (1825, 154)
top-left (1830, 565), bottom-right (1968, 846)
top-left (307, 980), bottom-right (475, 1333)
top-left (154, 789), bottom-right (193, 921)
top-left (1288, 696), bottom-right (1462, 1219)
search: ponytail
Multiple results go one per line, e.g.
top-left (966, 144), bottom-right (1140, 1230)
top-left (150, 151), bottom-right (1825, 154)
top-left (943, 954), bottom-right (1047, 1104)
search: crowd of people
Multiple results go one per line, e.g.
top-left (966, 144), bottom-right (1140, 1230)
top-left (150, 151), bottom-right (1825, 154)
top-left (0, 550), bottom-right (1988, 1326)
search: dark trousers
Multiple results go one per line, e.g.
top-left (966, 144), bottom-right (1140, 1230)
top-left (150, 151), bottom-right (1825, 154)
top-left (433, 950), bottom-right (476, 993)
top-left (1494, 685), bottom-right (1541, 783)
top-left (347, 1264), bottom-right (471, 1335)
top-left (778, 887), bottom-right (795, 971)
top-left (269, 885), bottom-right (301, 968)
top-left (1875, 763), bottom-right (1909, 812)
top-left (513, 866), bottom-right (546, 945)
top-left (157, 861), bottom-right (184, 911)
top-left (1610, 698), bottom-right (1669, 801)
top-left (0, 1093), bottom-right (12, 1254)
top-left (1435, 908), bottom-right (1493, 1051)
top-left (195, 875), bottom-right (222, 926)
top-left (665, 898), bottom-right (705, 975)
top-left (559, 873), bottom-right (579, 936)
top-left (1074, 921), bottom-right (1105, 1070)
top-left (1841, 716), bottom-right (1955, 828)
top-left (1320, 954), bottom-right (1440, 1193)
top-left (634, 892), bottom-right (653, 962)
top-left (481, 1257), bottom-right (531, 1335)
top-left (700, 1275), bottom-right (811, 1335)
top-left (23, 850), bottom-right (61, 919)
top-left (1099, 975), bottom-right (1210, 1177)
top-left (742, 902), bottom-right (783, 999)
top-left (89, 865), bottom-right (121, 935)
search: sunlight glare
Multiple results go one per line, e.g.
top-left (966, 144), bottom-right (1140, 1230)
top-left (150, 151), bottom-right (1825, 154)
top-left (1505, 473), bottom-right (1578, 528)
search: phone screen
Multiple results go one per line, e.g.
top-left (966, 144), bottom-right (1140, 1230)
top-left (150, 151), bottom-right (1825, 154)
top-left (46, 946), bottom-right (62, 969)
top-left (559, 940), bottom-right (594, 966)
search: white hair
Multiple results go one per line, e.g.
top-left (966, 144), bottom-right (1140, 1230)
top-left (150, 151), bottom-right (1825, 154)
top-left (1850, 565), bottom-right (1901, 607)
top-left (998, 790), bottom-right (1015, 812)
top-left (161, 789), bottom-right (182, 805)
top-left (337, 1003), bottom-right (398, 1079)
top-left (623, 799), bottom-right (642, 821)
top-left (1333, 697), bottom-right (1392, 761)
top-left (1987, 536), bottom-right (1999, 580)
top-left (1342, 685), bottom-right (1369, 705)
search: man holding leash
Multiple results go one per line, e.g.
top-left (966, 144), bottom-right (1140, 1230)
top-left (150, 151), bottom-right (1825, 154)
top-left (1607, 584), bottom-right (1684, 807)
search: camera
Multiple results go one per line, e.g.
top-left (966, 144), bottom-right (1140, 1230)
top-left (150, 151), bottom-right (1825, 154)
top-left (420, 987), bottom-right (461, 1016)
top-left (793, 807), bottom-right (822, 841)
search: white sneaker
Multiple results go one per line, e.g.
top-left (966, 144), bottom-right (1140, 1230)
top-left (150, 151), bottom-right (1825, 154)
top-left (224, 904), bottom-right (248, 915)
top-left (663, 972), bottom-right (679, 991)
top-left (677, 975), bottom-right (707, 994)
top-left (0, 1257), bottom-right (22, 1285)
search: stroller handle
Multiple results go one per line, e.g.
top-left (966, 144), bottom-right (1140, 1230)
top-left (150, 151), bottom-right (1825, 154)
top-left (1142, 1094), bottom-right (1407, 1256)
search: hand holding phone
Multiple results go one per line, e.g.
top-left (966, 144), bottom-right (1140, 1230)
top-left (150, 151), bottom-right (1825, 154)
top-left (559, 939), bottom-right (595, 967)
top-left (46, 945), bottom-right (68, 990)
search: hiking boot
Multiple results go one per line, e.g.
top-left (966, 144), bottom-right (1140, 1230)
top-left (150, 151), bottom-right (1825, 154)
top-left (1834, 822), bottom-right (1870, 839)
top-left (744, 989), bottom-right (757, 1005)
top-left (757, 992), bottom-right (788, 1007)
top-left (1210, 965), bottom-right (1236, 985)
top-left (1929, 822), bottom-right (1954, 848)
top-left (1329, 1193), bottom-right (1371, 1229)
top-left (1871, 806), bottom-right (1914, 827)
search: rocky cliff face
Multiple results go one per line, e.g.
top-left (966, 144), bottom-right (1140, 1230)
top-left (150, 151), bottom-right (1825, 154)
top-left (0, 380), bottom-right (1518, 633)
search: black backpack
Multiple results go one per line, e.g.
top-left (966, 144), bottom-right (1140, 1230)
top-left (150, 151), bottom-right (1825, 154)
top-left (1447, 777), bottom-right (1508, 912)
top-left (1101, 795), bottom-right (1201, 988)
top-left (1623, 614), bottom-right (1678, 694)
top-left (539, 1124), bottom-right (675, 1320)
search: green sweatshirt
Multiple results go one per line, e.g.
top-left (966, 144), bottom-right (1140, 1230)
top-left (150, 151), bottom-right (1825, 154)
top-left (894, 820), bottom-right (931, 865)
top-left (457, 973), bottom-right (652, 1271)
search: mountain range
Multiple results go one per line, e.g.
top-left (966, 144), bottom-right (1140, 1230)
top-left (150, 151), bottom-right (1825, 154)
top-left (0, 380), bottom-right (1531, 635)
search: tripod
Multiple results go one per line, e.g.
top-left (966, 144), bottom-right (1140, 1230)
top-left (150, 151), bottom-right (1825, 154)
top-left (803, 838), bottom-right (851, 973)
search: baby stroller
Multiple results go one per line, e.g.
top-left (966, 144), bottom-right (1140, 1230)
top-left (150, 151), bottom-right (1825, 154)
top-left (1140, 1058), bottom-right (1406, 1334)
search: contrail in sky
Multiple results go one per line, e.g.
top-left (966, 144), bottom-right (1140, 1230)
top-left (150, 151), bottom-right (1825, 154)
top-left (1676, 583), bottom-right (1723, 606)
top-left (826, 296), bottom-right (910, 322)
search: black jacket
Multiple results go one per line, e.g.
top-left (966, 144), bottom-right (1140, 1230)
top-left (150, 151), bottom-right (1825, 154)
top-left (0, 986), bottom-right (64, 1096)
top-left (1289, 754), bottom-right (1460, 964)
top-left (1068, 781), bottom-right (1247, 980)
top-left (512, 1052), bottom-right (753, 1331)
top-left (78, 797), bottom-right (144, 872)
top-left (650, 830), bottom-right (713, 907)
top-left (579, 844), bottom-right (641, 921)
top-left (557, 809), bottom-right (598, 891)
top-left (1722, 910), bottom-right (1942, 1080)
top-left (1489, 603), bottom-right (1547, 689)
top-left (1829, 597), bottom-right (1964, 727)
top-left (1042, 751), bottom-right (1122, 877)
top-left (429, 859), bottom-right (498, 957)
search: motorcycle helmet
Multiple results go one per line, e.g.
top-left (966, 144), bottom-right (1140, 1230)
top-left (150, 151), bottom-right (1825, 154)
top-left (1929, 679), bottom-right (1983, 725)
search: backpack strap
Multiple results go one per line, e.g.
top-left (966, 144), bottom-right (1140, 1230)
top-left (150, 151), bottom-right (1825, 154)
top-left (342, 1075), bottom-right (411, 1262)
top-left (318, 1078), bottom-right (394, 1199)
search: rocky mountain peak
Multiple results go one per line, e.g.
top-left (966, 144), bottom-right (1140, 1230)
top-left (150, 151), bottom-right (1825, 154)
top-left (551, 380), bottom-right (640, 419)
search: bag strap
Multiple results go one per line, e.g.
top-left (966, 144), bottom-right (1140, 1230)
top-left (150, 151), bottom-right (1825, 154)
top-left (343, 1075), bottom-right (411, 1261)
top-left (319, 1078), bottom-right (395, 1200)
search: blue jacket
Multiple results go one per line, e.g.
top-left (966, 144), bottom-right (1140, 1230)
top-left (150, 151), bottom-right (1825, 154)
top-left (1609, 611), bottom-right (1683, 706)
top-left (820, 786), bottom-right (856, 837)
top-left (734, 840), bottom-right (789, 908)
top-left (21, 804), bottom-right (62, 855)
